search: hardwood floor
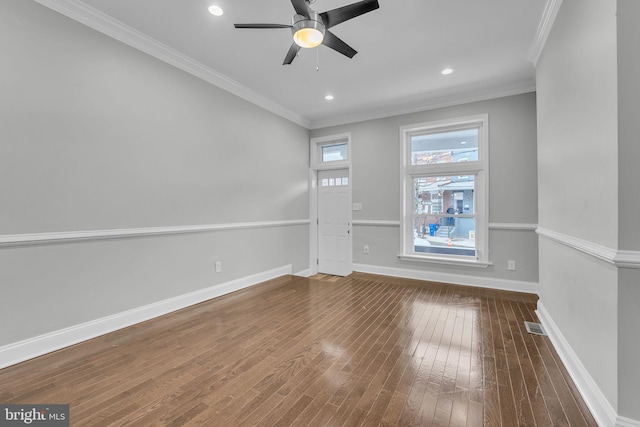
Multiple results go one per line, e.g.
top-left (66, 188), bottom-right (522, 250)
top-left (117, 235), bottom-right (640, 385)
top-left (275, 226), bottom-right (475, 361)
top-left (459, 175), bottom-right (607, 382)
top-left (0, 273), bottom-right (597, 426)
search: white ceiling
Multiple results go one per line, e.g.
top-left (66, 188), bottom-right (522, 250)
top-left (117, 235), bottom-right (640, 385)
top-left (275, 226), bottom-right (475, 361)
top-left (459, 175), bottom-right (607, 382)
top-left (47, 0), bottom-right (547, 128)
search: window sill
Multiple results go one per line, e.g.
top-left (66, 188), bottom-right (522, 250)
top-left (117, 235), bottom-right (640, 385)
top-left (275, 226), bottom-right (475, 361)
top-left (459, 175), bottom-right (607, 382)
top-left (398, 254), bottom-right (492, 268)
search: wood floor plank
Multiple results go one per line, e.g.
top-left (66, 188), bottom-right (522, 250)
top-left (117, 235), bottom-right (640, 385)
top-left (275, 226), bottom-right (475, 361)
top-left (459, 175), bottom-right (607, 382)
top-left (516, 307), bottom-right (597, 426)
top-left (0, 273), bottom-right (597, 426)
top-left (498, 297), bottom-right (536, 427)
top-left (508, 300), bottom-right (554, 427)
top-left (482, 296), bottom-right (503, 427)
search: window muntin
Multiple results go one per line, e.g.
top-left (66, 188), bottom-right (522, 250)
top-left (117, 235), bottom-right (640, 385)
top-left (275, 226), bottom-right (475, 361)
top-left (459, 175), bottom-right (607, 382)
top-left (400, 115), bottom-right (488, 265)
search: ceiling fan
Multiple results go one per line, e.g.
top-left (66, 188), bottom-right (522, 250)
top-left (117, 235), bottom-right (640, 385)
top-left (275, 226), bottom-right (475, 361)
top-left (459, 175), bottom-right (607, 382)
top-left (234, 0), bottom-right (380, 65)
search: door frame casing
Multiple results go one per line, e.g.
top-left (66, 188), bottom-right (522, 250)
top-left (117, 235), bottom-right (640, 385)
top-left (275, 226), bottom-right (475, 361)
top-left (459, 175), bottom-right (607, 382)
top-left (309, 133), bottom-right (352, 276)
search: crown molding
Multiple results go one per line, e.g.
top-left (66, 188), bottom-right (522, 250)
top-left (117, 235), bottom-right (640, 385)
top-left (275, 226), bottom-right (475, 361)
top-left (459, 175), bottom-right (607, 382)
top-left (537, 227), bottom-right (640, 269)
top-left (33, 0), bottom-right (310, 128)
top-left (308, 80), bottom-right (536, 130)
top-left (33, 0), bottom-right (537, 131)
top-left (527, 0), bottom-right (564, 66)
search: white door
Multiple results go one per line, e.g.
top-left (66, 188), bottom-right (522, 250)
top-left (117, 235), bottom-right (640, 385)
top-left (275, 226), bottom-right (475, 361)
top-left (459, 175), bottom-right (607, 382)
top-left (317, 169), bottom-right (352, 276)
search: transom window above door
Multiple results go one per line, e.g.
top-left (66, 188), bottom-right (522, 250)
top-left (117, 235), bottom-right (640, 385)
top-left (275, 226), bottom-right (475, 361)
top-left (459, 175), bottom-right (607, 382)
top-left (310, 133), bottom-right (351, 169)
top-left (322, 143), bottom-right (348, 162)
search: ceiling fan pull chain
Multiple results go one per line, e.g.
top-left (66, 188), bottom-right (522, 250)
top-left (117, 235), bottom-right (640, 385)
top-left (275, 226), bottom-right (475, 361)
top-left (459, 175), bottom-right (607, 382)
top-left (316, 47), bottom-right (320, 71)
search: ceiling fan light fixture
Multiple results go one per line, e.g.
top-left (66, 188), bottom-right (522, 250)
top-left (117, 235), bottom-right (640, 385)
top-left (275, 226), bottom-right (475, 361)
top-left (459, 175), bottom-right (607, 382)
top-left (292, 12), bottom-right (325, 48)
top-left (208, 5), bottom-right (223, 16)
top-left (294, 27), bottom-right (324, 48)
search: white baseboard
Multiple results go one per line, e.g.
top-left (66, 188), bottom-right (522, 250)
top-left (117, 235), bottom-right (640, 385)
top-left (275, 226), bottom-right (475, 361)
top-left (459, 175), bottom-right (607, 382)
top-left (353, 263), bottom-right (538, 294)
top-left (294, 268), bottom-right (313, 277)
top-left (618, 417), bottom-right (640, 427)
top-left (0, 265), bottom-right (292, 370)
top-left (536, 301), bottom-right (618, 427)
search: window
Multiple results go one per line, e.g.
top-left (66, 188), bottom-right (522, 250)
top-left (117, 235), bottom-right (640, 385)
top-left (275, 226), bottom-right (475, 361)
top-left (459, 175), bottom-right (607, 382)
top-left (310, 133), bottom-right (351, 169)
top-left (400, 115), bottom-right (489, 266)
top-left (321, 177), bottom-right (348, 187)
top-left (322, 143), bottom-right (348, 162)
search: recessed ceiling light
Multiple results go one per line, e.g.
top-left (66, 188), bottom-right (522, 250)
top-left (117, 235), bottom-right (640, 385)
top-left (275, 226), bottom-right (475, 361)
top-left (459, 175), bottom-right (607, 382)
top-left (325, 94), bottom-right (334, 101)
top-left (460, 141), bottom-right (467, 145)
top-left (441, 68), bottom-right (454, 75)
top-left (208, 5), bottom-right (223, 16)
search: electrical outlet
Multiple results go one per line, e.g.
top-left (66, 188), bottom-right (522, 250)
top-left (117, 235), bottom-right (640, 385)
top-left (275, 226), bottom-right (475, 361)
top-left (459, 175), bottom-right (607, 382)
top-left (507, 260), bottom-right (516, 271)
top-left (363, 245), bottom-right (369, 254)
top-left (215, 261), bottom-right (222, 273)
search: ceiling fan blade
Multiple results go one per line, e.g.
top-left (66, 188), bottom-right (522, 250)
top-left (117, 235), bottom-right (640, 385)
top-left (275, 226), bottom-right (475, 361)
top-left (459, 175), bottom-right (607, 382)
top-left (283, 43), bottom-right (301, 65)
top-left (234, 23), bottom-right (292, 29)
top-left (290, 0), bottom-right (310, 18)
top-left (320, 0), bottom-right (379, 28)
top-left (322, 30), bottom-right (357, 58)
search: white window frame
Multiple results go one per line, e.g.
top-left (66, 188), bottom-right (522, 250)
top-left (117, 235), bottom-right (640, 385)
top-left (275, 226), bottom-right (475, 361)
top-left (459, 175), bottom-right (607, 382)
top-left (399, 114), bottom-right (490, 267)
top-left (310, 133), bottom-right (351, 170)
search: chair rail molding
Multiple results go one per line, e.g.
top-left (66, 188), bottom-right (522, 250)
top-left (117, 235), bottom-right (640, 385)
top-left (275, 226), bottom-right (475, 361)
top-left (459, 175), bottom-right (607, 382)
top-left (352, 220), bottom-right (400, 227)
top-left (536, 227), bottom-right (640, 269)
top-left (489, 222), bottom-right (538, 231)
top-left (0, 219), bottom-right (310, 248)
top-left (352, 221), bottom-right (538, 230)
top-left (353, 263), bottom-right (538, 295)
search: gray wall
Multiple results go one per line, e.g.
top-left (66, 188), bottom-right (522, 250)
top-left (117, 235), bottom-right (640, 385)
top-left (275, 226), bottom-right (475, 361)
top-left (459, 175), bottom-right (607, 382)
top-left (616, 0), bottom-right (640, 420)
top-left (0, 0), bottom-right (309, 346)
top-left (537, 0), bottom-right (619, 248)
top-left (618, 0), bottom-right (640, 251)
top-left (619, 268), bottom-right (640, 420)
top-left (538, 0), bottom-right (640, 421)
top-left (536, 0), bottom-right (619, 410)
top-left (311, 93), bottom-right (539, 284)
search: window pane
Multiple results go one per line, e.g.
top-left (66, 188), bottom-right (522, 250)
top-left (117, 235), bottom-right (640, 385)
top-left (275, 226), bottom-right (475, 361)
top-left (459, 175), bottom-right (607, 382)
top-left (411, 128), bottom-right (478, 165)
top-left (322, 143), bottom-right (348, 162)
top-left (413, 175), bottom-right (475, 257)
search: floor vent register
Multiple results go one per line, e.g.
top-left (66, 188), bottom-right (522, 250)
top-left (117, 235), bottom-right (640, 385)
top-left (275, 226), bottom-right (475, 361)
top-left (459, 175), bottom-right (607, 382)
top-left (524, 321), bottom-right (547, 336)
